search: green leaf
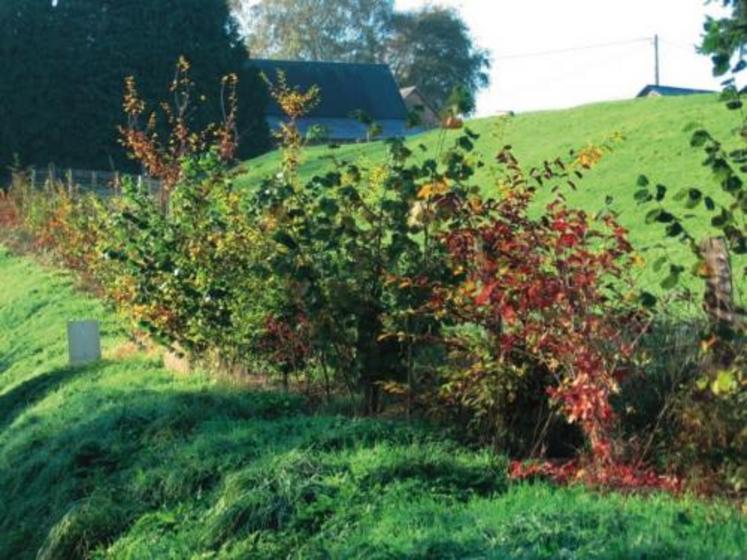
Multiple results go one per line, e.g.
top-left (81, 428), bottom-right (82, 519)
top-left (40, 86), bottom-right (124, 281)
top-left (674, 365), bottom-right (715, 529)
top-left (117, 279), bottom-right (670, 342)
top-left (655, 211), bottom-right (675, 223)
top-left (645, 209), bottom-right (662, 224)
top-left (711, 209), bottom-right (732, 227)
top-left (639, 292), bottom-right (658, 308)
top-left (711, 370), bottom-right (738, 395)
top-left (666, 222), bottom-right (684, 237)
top-left (685, 188), bottom-right (703, 209)
top-left (690, 129), bottom-right (711, 147)
top-left (318, 197), bottom-right (339, 216)
top-left (457, 136), bottom-right (474, 151)
top-left (273, 230), bottom-right (298, 250)
top-left (724, 175), bottom-right (743, 193)
top-left (655, 184), bottom-right (667, 201)
top-left (712, 158), bottom-right (732, 179)
top-left (695, 376), bottom-right (709, 391)
top-left (660, 273), bottom-right (679, 290)
top-left (636, 175), bottom-right (650, 187)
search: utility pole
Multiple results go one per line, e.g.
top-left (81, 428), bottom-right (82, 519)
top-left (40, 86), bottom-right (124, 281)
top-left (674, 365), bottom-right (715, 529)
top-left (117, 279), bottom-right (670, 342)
top-left (654, 34), bottom-right (660, 86)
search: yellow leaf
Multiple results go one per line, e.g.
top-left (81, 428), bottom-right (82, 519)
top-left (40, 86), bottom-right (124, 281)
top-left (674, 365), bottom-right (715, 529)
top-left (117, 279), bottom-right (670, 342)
top-left (631, 254), bottom-right (645, 268)
top-left (700, 335), bottom-right (718, 353)
top-left (417, 180), bottom-right (448, 199)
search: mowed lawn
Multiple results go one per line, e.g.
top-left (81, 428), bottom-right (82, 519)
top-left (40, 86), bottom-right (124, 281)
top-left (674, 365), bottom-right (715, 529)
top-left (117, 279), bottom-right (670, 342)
top-left (0, 247), bottom-right (745, 558)
top-left (237, 93), bottom-right (746, 302)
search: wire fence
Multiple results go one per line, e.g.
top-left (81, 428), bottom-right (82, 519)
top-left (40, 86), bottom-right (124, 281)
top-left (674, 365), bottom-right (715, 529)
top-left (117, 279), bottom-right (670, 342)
top-left (23, 165), bottom-right (161, 198)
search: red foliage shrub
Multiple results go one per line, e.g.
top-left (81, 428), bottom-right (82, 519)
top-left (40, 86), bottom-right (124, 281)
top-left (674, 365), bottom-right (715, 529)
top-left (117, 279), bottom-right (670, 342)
top-left (423, 147), bottom-right (674, 489)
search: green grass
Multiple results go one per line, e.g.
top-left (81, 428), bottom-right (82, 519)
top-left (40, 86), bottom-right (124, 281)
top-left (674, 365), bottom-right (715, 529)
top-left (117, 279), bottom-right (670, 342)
top-left (1, 247), bottom-right (745, 558)
top-left (237, 94), bottom-right (746, 301)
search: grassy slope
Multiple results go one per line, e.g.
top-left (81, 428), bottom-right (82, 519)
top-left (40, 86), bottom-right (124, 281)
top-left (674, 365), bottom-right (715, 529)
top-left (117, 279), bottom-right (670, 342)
top-left (238, 94), bottom-right (746, 299)
top-left (0, 248), bottom-right (744, 559)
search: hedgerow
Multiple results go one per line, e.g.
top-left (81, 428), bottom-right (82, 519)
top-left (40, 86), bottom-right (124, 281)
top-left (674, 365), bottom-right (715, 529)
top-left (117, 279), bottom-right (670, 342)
top-left (2, 60), bottom-right (744, 498)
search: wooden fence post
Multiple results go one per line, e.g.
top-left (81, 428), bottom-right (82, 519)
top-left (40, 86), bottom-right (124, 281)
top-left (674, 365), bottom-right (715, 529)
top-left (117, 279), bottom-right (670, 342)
top-left (701, 237), bottom-right (735, 326)
top-left (48, 163), bottom-right (56, 188)
top-left (701, 236), bottom-right (739, 367)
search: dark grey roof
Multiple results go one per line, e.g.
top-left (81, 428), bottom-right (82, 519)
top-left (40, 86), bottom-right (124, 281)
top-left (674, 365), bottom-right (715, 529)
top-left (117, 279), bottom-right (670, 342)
top-left (249, 59), bottom-right (408, 121)
top-left (636, 84), bottom-right (715, 98)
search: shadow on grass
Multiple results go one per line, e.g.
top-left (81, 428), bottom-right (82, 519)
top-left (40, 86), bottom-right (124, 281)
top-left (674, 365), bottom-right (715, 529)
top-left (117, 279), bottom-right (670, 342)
top-left (0, 375), bottom-right (427, 560)
top-left (0, 362), bottom-right (98, 430)
top-left (0, 382), bottom-right (300, 557)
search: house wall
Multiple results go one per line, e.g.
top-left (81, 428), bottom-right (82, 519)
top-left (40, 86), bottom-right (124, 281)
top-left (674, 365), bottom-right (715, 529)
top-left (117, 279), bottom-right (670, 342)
top-left (402, 92), bottom-right (440, 129)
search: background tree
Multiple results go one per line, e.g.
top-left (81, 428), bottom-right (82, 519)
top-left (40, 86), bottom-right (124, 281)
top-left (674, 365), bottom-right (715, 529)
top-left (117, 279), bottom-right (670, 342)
top-left (386, 7), bottom-right (490, 112)
top-left (0, 0), bottom-right (269, 174)
top-left (233, 0), bottom-right (490, 114)
top-left (237, 0), bottom-right (394, 62)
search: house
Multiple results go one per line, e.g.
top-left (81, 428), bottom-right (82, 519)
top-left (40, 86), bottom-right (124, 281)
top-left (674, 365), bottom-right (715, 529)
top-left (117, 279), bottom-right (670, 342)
top-left (250, 59), bottom-right (416, 142)
top-left (636, 84), bottom-right (715, 98)
top-left (400, 86), bottom-right (440, 128)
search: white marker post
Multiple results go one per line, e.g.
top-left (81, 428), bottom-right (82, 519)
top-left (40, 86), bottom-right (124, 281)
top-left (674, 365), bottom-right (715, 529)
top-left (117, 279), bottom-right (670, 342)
top-left (67, 320), bottom-right (102, 366)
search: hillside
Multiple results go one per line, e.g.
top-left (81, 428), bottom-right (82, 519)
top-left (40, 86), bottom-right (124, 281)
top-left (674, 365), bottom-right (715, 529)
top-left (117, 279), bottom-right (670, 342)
top-left (1, 248), bottom-right (745, 558)
top-left (238, 93), bottom-right (746, 300)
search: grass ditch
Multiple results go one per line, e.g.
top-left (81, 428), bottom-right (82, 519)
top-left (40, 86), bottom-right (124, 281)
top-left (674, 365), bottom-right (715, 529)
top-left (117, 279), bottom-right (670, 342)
top-left (0, 246), bottom-right (744, 558)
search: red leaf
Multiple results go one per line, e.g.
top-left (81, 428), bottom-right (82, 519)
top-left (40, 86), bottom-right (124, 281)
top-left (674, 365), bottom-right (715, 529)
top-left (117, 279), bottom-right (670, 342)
top-left (500, 304), bottom-right (517, 324)
top-left (475, 282), bottom-right (497, 306)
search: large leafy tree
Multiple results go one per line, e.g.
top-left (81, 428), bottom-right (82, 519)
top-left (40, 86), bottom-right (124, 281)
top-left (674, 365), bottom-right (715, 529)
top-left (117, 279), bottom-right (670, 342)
top-left (387, 7), bottom-right (490, 111)
top-left (237, 0), bottom-right (394, 62)
top-left (234, 0), bottom-right (490, 113)
top-left (0, 0), bottom-right (268, 173)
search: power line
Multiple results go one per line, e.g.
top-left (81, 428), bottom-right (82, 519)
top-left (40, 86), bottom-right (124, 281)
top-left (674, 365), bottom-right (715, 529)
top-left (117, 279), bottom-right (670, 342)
top-left (660, 39), bottom-right (699, 53)
top-left (508, 47), bottom-right (646, 90)
top-left (494, 37), bottom-right (651, 61)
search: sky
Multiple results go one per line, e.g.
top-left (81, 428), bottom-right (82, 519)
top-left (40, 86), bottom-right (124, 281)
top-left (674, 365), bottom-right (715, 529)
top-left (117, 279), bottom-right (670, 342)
top-left (396, 0), bottom-right (731, 116)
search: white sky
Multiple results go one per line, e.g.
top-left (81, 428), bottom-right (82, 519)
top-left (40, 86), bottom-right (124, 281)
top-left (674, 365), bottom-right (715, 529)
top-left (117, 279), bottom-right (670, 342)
top-left (396, 0), bottom-right (731, 116)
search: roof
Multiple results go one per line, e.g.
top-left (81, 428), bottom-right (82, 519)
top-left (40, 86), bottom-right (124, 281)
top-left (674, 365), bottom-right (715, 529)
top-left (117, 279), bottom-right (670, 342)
top-left (249, 59), bottom-right (409, 121)
top-left (636, 84), bottom-right (715, 98)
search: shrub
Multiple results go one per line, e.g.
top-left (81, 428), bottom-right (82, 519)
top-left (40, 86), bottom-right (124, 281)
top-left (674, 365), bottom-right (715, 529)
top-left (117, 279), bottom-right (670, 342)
top-left (102, 62), bottom-right (284, 369)
top-left (403, 145), bottom-right (680, 488)
top-left (247, 75), bottom-right (460, 413)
